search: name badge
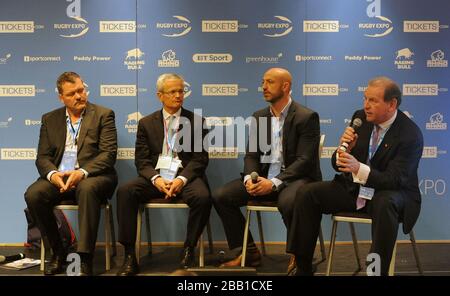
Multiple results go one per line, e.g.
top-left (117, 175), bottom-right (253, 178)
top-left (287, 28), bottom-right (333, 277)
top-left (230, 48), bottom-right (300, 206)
top-left (155, 154), bottom-right (172, 170)
top-left (59, 150), bottom-right (77, 172)
top-left (358, 186), bottom-right (375, 200)
top-left (159, 158), bottom-right (181, 181)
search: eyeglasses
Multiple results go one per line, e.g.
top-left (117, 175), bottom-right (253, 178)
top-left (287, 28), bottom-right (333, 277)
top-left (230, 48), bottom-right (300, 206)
top-left (160, 89), bottom-right (186, 96)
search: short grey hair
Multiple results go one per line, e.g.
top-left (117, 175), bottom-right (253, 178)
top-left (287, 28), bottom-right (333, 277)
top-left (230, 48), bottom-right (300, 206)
top-left (156, 73), bottom-right (184, 92)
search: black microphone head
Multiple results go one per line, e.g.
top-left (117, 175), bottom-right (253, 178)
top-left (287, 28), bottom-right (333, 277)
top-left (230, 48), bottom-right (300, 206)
top-left (250, 172), bottom-right (259, 183)
top-left (351, 118), bottom-right (363, 130)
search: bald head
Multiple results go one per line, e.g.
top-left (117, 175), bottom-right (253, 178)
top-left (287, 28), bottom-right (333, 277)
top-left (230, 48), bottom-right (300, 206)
top-left (262, 67), bottom-right (292, 104)
top-left (264, 68), bottom-right (292, 86)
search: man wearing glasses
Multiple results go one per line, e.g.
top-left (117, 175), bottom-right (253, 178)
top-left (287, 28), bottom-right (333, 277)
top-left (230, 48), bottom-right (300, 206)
top-left (116, 73), bottom-right (211, 275)
top-left (24, 72), bottom-right (118, 276)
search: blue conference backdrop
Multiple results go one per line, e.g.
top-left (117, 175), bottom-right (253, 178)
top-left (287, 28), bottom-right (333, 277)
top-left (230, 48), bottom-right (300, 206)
top-left (0, 0), bottom-right (449, 245)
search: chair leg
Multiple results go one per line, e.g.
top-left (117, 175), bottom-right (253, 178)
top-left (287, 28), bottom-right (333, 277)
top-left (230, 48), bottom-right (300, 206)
top-left (349, 222), bottom-right (362, 271)
top-left (108, 204), bottom-right (117, 257)
top-left (135, 207), bottom-right (143, 264)
top-left (241, 209), bottom-right (252, 267)
top-left (409, 230), bottom-right (424, 275)
top-left (388, 242), bottom-right (397, 276)
top-left (40, 239), bottom-right (45, 271)
top-left (206, 221), bottom-right (213, 254)
top-left (199, 232), bottom-right (204, 267)
top-left (318, 225), bottom-right (326, 261)
top-left (256, 211), bottom-right (266, 256)
top-left (326, 220), bottom-right (338, 276)
top-left (105, 206), bottom-right (111, 271)
top-left (145, 208), bottom-right (152, 256)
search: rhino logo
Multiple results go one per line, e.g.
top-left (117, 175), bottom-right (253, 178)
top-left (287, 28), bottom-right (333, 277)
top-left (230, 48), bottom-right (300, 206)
top-left (125, 48), bottom-right (145, 60)
top-left (430, 112), bottom-right (444, 124)
top-left (162, 49), bottom-right (176, 61)
top-left (431, 50), bottom-right (445, 61)
top-left (396, 48), bottom-right (414, 59)
top-left (126, 112), bottom-right (143, 124)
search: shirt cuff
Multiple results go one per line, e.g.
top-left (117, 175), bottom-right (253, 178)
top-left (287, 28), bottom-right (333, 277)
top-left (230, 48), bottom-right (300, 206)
top-left (352, 162), bottom-right (370, 185)
top-left (270, 177), bottom-right (283, 189)
top-left (176, 176), bottom-right (188, 186)
top-left (78, 168), bottom-right (89, 179)
top-left (151, 174), bottom-right (161, 185)
top-left (243, 174), bottom-right (251, 185)
top-left (46, 170), bottom-right (58, 181)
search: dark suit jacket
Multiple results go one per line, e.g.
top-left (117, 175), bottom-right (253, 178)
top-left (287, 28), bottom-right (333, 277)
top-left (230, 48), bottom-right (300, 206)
top-left (135, 108), bottom-right (208, 183)
top-left (244, 101), bottom-right (322, 189)
top-left (36, 102), bottom-right (117, 178)
top-left (331, 109), bottom-right (424, 234)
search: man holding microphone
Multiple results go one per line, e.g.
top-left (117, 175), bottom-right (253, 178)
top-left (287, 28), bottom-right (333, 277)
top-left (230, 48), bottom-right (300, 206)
top-left (291, 76), bottom-right (424, 275)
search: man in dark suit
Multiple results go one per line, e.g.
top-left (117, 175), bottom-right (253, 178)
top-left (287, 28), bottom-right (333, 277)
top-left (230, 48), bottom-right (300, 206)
top-left (24, 72), bottom-right (118, 276)
top-left (116, 73), bottom-right (211, 276)
top-left (292, 76), bottom-right (424, 275)
top-left (212, 68), bottom-right (322, 267)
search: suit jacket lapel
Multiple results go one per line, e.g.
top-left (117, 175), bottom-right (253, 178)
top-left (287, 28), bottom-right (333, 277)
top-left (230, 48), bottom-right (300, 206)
top-left (153, 110), bottom-right (165, 153)
top-left (76, 103), bottom-right (93, 152)
top-left (55, 108), bottom-right (67, 161)
top-left (282, 102), bottom-right (296, 158)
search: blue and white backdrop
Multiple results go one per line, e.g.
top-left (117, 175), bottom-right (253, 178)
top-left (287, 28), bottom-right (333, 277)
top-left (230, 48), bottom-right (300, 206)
top-left (0, 0), bottom-right (449, 244)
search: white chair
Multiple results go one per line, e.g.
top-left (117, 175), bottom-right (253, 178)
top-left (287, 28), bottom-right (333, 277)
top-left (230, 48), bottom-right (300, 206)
top-left (135, 198), bottom-right (213, 267)
top-left (326, 211), bottom-right (424, 276)
top-left (241, 134), bottom-right (327, 266)
top-left (40, 200), bottom-right (116, 271)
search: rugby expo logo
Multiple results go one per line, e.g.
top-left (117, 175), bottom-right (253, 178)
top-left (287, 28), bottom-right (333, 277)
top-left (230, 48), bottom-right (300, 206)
top-left (426, 113), bottom-right (447, 130)
top-left (394, 48), bottom-right (414, 70)
top-left (124, 48), bottom-right (145, 70)
top-left (54, 0), bottom-right (89, 38)
top-left (359, 0), bottom-right (393, 38)
top-left (157, 16), bottom-right (191, 37)
top-left (158, 49), bottom-right (180, 67)
top-left (258, 16), bottom-right (292, 37)
top-left (427, 50), bottom-right (448, 68)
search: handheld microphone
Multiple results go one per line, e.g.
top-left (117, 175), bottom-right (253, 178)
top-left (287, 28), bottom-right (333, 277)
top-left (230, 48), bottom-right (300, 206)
top-left (338, 118), bottom-right (362, 153)
top-left (0, 253), bottom-right (26, 264)
top-left (250, 172), bottom-right (259, 184)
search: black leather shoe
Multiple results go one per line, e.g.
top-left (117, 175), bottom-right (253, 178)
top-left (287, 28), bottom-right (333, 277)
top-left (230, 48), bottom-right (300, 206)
top-left (180, 247), bottom-right (195, 269)
top-left (44, 253), bottom-right (67, 276)
top-left (78, 260), bottom-right (93, 276)
top-left (117, 254), bottom-right (140, 276)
